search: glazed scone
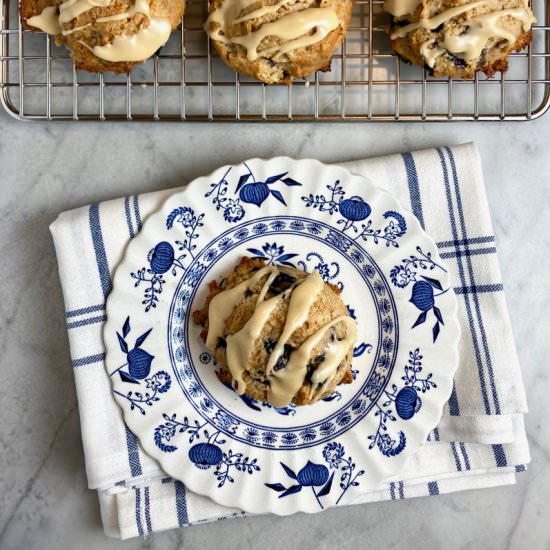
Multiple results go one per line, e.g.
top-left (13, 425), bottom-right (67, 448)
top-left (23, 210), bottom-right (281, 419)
top-left (193, 257), bottom-right (358, 407)
top-left (21, 0), bottom-right (185, 73)
top-left (205, 0), bottom-right (353, 84)
top-left (386, 0), bottom-right (535, 78)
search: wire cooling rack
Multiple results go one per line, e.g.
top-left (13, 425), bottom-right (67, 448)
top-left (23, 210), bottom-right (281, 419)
top-left (1, 0), bottom-right (549, 121)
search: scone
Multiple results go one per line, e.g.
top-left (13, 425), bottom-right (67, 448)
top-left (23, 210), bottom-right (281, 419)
top-left (386, 0), bottom-right (535, 78)
top-left (193, 257), bottom-right (358, 408)
top-left (21, 0), bottom-right (185, 73)
top-left (205, 0), bottom-right (353, 84)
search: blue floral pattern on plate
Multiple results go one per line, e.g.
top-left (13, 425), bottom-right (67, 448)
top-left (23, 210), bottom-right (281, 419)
top-left (104, 158), bottom-right (460, 516)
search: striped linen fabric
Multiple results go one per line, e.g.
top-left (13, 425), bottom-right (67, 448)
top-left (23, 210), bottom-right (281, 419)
top-left (50, 143), bottom-right (530, 540)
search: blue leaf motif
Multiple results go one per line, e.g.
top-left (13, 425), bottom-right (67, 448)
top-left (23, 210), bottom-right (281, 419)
top-left (235, 173), bottom-right (251, 193)
top-left (123, 317), bottom-right (131, 338)
top-left (279, 485), bottom-right (302, 498)
top-left (282, 177), bottom-right (302, 186)
top-left (412, 311), bottom-right (427, 328)
top-left (317, 472), bottom-right (334, 497)
top-left (280, 462), bottom-right (297, 480)
top-left (420, 275), bottom-right (443, 290)
top-left (432, 321), bottom-right (441, 342)
top-left (265, 483), bottom-right (286, 492)
top-left (135, 328), bottom-right (153, 348)
top-left (270, 189), bottom-right (287, 206)
top-left (433, 306), bottom-right (444, 325)
top-left (117, 332), bottom-right (128, 353)
top-left (265, 172), bottom-right (287, 184)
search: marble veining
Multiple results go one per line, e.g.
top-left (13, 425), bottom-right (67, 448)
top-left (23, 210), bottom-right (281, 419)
top-left (0, 117), bottom-right (548, 549)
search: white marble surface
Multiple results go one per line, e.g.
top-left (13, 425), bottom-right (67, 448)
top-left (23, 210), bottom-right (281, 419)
top-left (0, 114), bottom-right (549, 550)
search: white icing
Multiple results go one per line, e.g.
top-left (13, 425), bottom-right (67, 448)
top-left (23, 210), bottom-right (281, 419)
top-left (390, 0), bottom-right (535, 66)
top-left (205, 265), bottom-right (358, 408)
top-left (25, 0), bottom-right (173, 63)
top-left (26, 5), bottom-right (62, 34)
top-left (205, 1), bottom-right (340, 62)
top-left (384, 0), bottom-right (421, 17)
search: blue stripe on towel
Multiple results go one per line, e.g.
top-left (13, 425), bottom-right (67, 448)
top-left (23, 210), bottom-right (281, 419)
top-left (437, 236), bottom-right (495, 248)
top-left (389, 482), bottom-right (396, 500)
top-left (402, 152), bottom-right (425, 229)
top-left (125, 427), bottom-right (142, 478)
top-left (133, 195), bottom-right (142, 231)
top-left (66, 304), bottom-right (104, 318)
top-left (398, 481), bottom-right (404, 499)
top-left (428, 481), bottom-right (440, 496)
top-left (66, 314), bottom-right (107, 330)
top-left (438, 148), bottom-right (490, 415)
top-left (454, 284), bottom-right (504, 295)
top-left (446, 147), bottom-right (501, 415)
top-left (135, 488), bottom-right (144, 536)
top-left (124, 196), bottom-right (135, 239)
top-left (89, 204), bottom-right (112, 298)
top-left (492, 444), bottom-right (508, 467)
top-left (71, 352), bottom-right (105, 367)
top-left (450, 442), bottom-right (462, 471)
top-left (459, 442), bottom-right (471, 470)
top-left (448, 381), bottom-right (460, 416)
top-left (440, 246), bottom-right (497, 260)
top-left (144, 487), bottom-right (152, 534)
top-left (175, 481), bottom-right (189, 526)
top-left (515, 465), bottom-right (526, 473)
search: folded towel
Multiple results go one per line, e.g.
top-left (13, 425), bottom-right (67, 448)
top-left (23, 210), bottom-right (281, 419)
top-left (50, 143), bottom-right (530, 540)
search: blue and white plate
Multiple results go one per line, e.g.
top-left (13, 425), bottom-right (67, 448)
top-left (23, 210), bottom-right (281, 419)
top-left (104, 158), bottom-right (460, 515)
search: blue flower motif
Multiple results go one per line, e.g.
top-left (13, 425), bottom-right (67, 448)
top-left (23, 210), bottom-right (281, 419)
top-left (244, 428), bottom-right (260, 442)
top-left (175, 307), bottom-right (185, 322)
top-left (364, 373), bottom-right (385, 400)
top-left (382, 317), bottom-right (394, 333)
top-left (281, 433), bottom-right (299, 446)
top-left (179, 291), bottom-right (191, 305)
top-left (326, 230), bottom-right (351, 253)
top-left (252, 223), bottom-right (269, 235)
top-left (322, 442), bottom-right (345, 468)
top-left (234, 228), bottom-right (249, 240)
top-left (289, 220), bottom-right (306, 231)
top-left (145, 371), bottom-right (172, 393)
top-left (214, 410), bottom-right (239, 433)
top-left (188, 381), bottom-right (202, 397)
top-left (319, 422), bottom-right (335, 436)
top-left (352, 399), bottom-right (367, 415)
top-left (204, 249), bottom-right (218, 263)
top-left (299, 428), bottom-right (317, 442)
top-left (306, 222), bottom-right (323, 235)
top-left (270, 220), bottom-right (286, 231)
top-left (218, 237), bottom-right (233, 250)
top-left (262, 432), bottom-right (277, 445)
top-left (186, 262), bottom-right (207, 287)
top-left (223, 199), bottom-right (245, 223)
top-left (336, 411), bottom-right (352, 426)
top-left (362, 264), bottom-right (376, 279)
top-left (166, 206), bottom-right (196, 229)
top-left (172, 326), bottom-right (184, 343)
top-left (350, 248), bottom-right (365, 263)
top-left (201, 397), bottom-right (214, 412)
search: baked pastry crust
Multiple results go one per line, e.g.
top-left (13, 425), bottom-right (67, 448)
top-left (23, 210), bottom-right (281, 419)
top-left (194, 257), bottom-right (356, 407)
top-left (388, 0), bottom-right (534, 78)
top-left (205, 0), bottom-right (353, 84)
top-left (21, 0), bottom-right (185, 73)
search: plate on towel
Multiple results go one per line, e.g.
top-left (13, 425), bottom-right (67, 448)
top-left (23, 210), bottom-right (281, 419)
top-left (104, 158), bottom-right (460, 515)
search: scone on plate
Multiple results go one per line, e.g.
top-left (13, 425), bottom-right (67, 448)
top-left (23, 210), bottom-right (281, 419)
top-left (21, 0), bottom-right (185, 73)
top-left (205, 0), bottom-right (353, 84)
top-left (193, 257), bottom-right (358, 408)
top-left (386, 0), bottom-right (535, 78)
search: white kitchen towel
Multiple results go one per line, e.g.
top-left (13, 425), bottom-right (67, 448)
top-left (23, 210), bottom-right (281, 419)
top-left (50, 143), bottom-right (530, 540)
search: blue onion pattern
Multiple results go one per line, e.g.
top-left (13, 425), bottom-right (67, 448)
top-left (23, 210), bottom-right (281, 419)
top-left (189, 443), bottom-right (223, 469)
top-left (148, 242), bottom-right (175, 274)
